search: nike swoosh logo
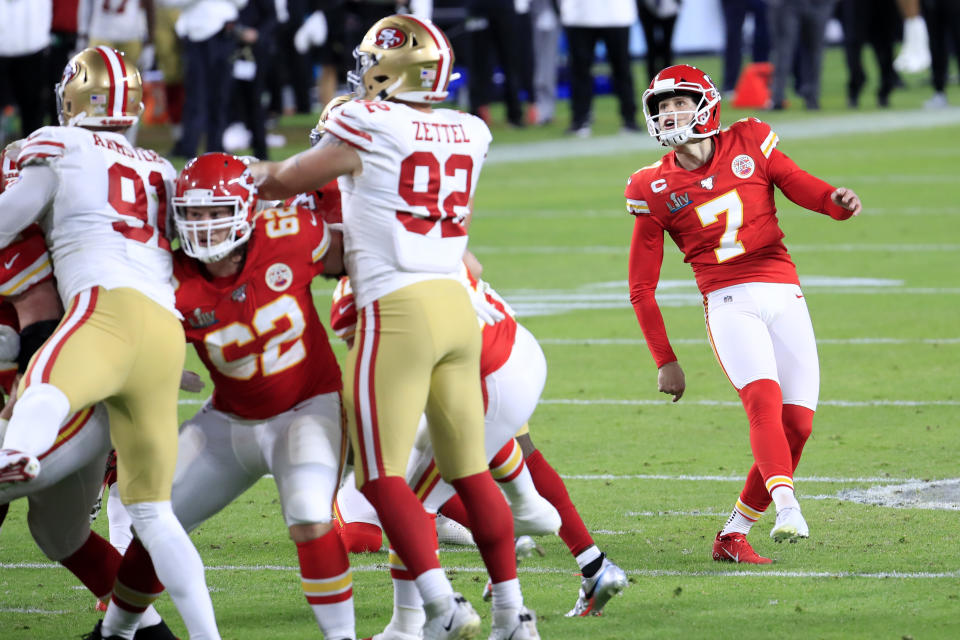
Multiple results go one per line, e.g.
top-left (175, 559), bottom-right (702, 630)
top-left (723, 548), bottom-right (739, 562)
top-left (442, 612), bottom-right (456, 632)
top-left (339, 302), bottom-right (354, 314)
top-left (795, 294), bottom-right (804, 299)
top-left (3, 253), bottom-right (19, 269)
top-left (310, 212), bottom-right (318, 226)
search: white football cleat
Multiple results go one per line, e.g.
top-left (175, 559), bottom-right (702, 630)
top-left (770, 507), bottom-right (810, 542)
top-left (422, 592), bottom-right (481, 640)
top-left (436, 513), bottom-right (475, 546)
top-left (488, 607), bottom-right (539, 640)
top-left (565, 557), bottom-right (628, 617)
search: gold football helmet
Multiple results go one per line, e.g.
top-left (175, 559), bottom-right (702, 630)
top-left (56, 46), bottom-right (143, 128)
top-left (309, 94), bottom-right (354, 146)
top-left (347, 14), bottom-right (457, 103)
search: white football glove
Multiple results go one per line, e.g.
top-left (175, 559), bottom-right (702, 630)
top-left (468, 285), bottom-right (504, 326)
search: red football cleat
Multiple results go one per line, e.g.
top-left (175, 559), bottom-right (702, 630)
top-left (712, 531), bottom-right (773, 564)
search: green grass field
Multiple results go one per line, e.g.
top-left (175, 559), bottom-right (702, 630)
top-left (2, 49), bottom-right (960, 639)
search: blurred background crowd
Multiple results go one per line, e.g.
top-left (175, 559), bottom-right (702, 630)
top-left (1, 0), bottom-right (957, 158)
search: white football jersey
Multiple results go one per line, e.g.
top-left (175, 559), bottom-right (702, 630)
top-left (324, 100), bottom-right (492, 310)
top-left (18, 126), bottom-right (177, 313)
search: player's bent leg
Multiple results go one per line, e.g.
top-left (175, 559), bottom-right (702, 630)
top-left (270, 392), bottom-right (355, 640)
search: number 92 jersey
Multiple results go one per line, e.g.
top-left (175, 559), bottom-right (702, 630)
top-left (173, 205), bottom-right (341, 420)
top-left (18, 126), bottom-right (177, 312)
top-left (324, 99), bottom-right (492, 310)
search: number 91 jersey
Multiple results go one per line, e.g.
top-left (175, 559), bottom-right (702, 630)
top-left (324, 99), bottom-right (492, 310)
top-left (18, 126), bottom-right (177, 311)
top-left (173, 205), bottom-right (341, 420)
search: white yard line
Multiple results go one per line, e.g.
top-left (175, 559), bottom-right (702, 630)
top-left (538, 337), bottom-right (960, 346)
top-left (540, 398), bottom-right (960, 407)
top-left (4, 562), bottom-right (958, 580)
top-left (559, 474), bottom-right (925, 483)
top-left (471, 244), bottom-right (960, 254)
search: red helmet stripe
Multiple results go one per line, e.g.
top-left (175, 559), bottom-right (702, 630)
top-left (404, 15), bottom-right (449, 93)
top-left (94, 46), bottom-right (126, 117)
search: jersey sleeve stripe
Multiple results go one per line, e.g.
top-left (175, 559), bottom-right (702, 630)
top-left (312, 232), bottom-right (331, 264)
top-left (0, 254), bottom-right (53, 297)
top-left (627, 198), bottom-right (650, 214)
top-left (327, 129), bottom-right (367, 151)
top-left (328, 117), bottom-right (373, 143)
top-left (17, 151), bottom-right (62, 168)
top-left (761, 130), bottom-right (779, 158)
top-left (21, 139), bottom-right (65, 150)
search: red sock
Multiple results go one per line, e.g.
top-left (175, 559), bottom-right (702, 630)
top-left (525, 449), bottom-right (595, 556)
top-left (338, 521), bottom-right (383, 553)
top-left (438, 494), bottom-right (471, 529)
top-left (112, 538), bottom-right (164, 612)
top-left (361, 476), bottom-right (440, 577)
top-left (452, 472), bottom-right (515, 583)
top-left (738, 404), bottom-right (815, 513)
top-left (739, 379), bottom-right (793, 489)
top-left (296, 528), bottom-right (352, 605)
top-left (60, 532), bottom-right (122, 599)
top-left (782, 404), bottom-right (814, 467)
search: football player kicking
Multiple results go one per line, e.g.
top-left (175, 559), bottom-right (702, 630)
top-left (0, 47), bottom-right (220, 638)
top-left (626, 65), bottom-right (862, 563)
top-left (155, 152), bottom-right (354, 639)
top-left (251, 14), bottom-right (538, 640)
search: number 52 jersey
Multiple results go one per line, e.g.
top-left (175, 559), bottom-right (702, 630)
top-left (173, 205), bottom-right (342, 420)
top-left (17, 126), bottom-right (177, 311)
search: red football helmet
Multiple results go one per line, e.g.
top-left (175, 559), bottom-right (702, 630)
top-left (172, 153), bottom-right (258, 262)
top-left (642, 65), bottom-right (721, 147)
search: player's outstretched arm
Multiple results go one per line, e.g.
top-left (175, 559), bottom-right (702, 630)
top-left (250, 139), bottom-right (361, 201)
top-left (830, 187), bottom-right (862, 217)
top-left (657, 361), bottom-right (686, 403)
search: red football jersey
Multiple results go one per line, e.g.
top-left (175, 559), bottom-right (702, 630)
top-left (174, 205), bottom-right (341, 419)
top-left (625, 118), bottom-right (852, 367)
top-left (0, 225), bottom-right (55, 299)
top-left (283, 180), bottom-right (342, 225)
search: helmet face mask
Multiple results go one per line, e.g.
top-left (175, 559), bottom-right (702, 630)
top-left (346, 14), bottom-right (455, 104)
top-left (57, 46), bottom-right (143, 129)
top-left (173, 154), bottom-right (258, 263)
top-left (642, 65), bottom-right (721, 147)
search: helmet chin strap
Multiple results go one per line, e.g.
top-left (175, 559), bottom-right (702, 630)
top-left (660, 130), bottom-right (691, 147)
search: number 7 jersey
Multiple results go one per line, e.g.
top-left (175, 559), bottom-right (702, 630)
top-left (324, 99), bottom-right (492, 310)
top-left (18, 126), bottom-right (177, 312)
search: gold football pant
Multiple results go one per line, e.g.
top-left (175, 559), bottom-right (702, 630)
top-left (22, 287), bottom-right (185, 504)
top-left (345, 279), bottom-right (488, 487)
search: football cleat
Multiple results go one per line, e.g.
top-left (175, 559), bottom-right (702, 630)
top-left (712, 531), bottom-right (772, 564)
top-left (422, 592), bottom-right (481, 640)
top-left (84, 619), bottom-right (180, 640)
top-left (368, 630), bottom-right (422, 640)
top-left (95, 599), bottom-right (108, 612)
top-left (0, 449), bottom-right (39, 484)
top-left (770, 507), bottom-right (809, 543)
top-left (565, 557), bottom-right (629, 617)
top-left (488, 606), bottom-right (540, 640)
top-left (510, 493), bottom-right (561, 537)
top-left (436, 513), bottom-right (475, 546)
top-left (482, 536), bottom-right (545, 602)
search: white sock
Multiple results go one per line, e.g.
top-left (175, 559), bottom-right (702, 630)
top-left (126, 501), bottom-right (220, 640)
top-left (771, 486), bottom-right (801, 512)
top-left (107, 484), bottom-right (133, 554)
top-left (720, 508), bottom-right (756, 536)
top-left (102, 602), bottom-right (140, 639)
top-left (574, 545), bottom-right (602, 571)
top-left (2, 383), bottom-right (70, 456)
top-left (139, 606), bottom-right (162, 629)
top-left (491, 577), bottom-right (523, 612)
top-left (416, 568), bottom-right (453, 614)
